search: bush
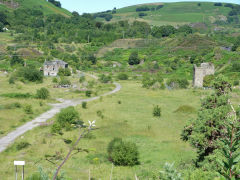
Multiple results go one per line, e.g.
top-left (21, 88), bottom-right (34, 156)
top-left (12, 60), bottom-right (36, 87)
top-left (10, 54), bottom-right (24, 66)
top-left (57, 106), bottom-right (81, 128)
top-left (136, 6), bottom-right (150, 12)
top-left (203, 75), bottom-right (215, 87)
top-left (24, 104), bottom-right (33, 114)
top-left (36, 88), bottom-right (50, 100)
top-left (85, 90), bottom-right (92, 97)
top-left (0, 93), bottom-right (32, 99)
top-left (139, 13), bottom-right (147, 18)
top-left (108, 138), bottom-right (139, 166)
top-left (128, 52), bottom-right (140, 65)
top-left (52, 77), bottom-right (58, 83)
top-left (82, 102), bottom-right (87, 109)
top-left (167, 78), bottom-right (189, 89)
top-left (16, 141), bottom-right (31, 151)
top-left (214, 3), bottom-right (222, 6)
top-left (153, 105), bottom-right (161, 117)
top-left (156, 5), bottom-right (164, 10)
top-left (16, 67), bottom-right (43, 82)
top-left (233, 80), bottom-right (239, 86)
top-left (99, 74), bottom-right (112, 83)
top-left (117, 73), bottom-right (128, 80)
top-left (79, 76), bottom-right (85, 83)
top-left (58, 77), bottom-right (71, 86)
top-left (58, 68), bottom-right (71, 76)
top-left (8, 76), bottom-right (15, 84)
top-left (232, 62), bottom-right (240, 72)
top-left (4, 102), bottom-right (21, 109)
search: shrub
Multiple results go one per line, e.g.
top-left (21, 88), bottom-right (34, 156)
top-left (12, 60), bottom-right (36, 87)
top-left (136, 6), bottom-right (150, 12)
top-left (139, 13), bottom-right (147, 18)
top-left (117, 73), bottom-right (128, 80)
top-left (4, 102), bottom-right (21, 109)
top-left (203, 75), bottom-right (215, 87)
top-left (158, 163), bottom-right (183, 180)
top-left (79, 76), bottom-right (85, 83)
top-left (85, 90), bottom-right (92, 97)
top-left (24, 104), bottom-right (33, 114)
top-left (232, 62), bottom-right (240, 72)
top-left (174, 105), bottom-right (196, 113)
top-left (16, 67), bottom-right (43, 82)
top-left (99, 74), bottom-right (112, 83)
top-left (214, 3), bottom-right (222, 6)
top-left (10, 54), bottom-right (24, 66)
top-left (108, 138), bottom-right (139, 166)
top-left (16, 141), bottom-right (31, 151)
top-left (58, 77), bottom-right (71, 86)
top-left (167, 78), bottom-right (189, 89)
top-left (52, 77), bottom-right (58, 83)
top-left (8, 76), bottom-right (15, 84)
top-left (82, 102), bottom-right (87, 109)
top-left (57, 106), bottom-right (81, 128)
top-left (128, 51), bottom-right (140, 65)
top-left (233, 80), bottom-right (239, 86)
top-left (0, 93), bottom-right (32, 99)
top-left (58, 68), bottom-right (71, 76)
top-left (156, 5), bottom-right (164, 10)
top-left (153, 105), bottom-right (161, 117)
top-left (36, 88), bottom-right (50, 100)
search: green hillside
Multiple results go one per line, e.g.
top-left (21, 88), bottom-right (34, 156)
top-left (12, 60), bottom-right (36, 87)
top-left (98, 2), bottom-right (234, 26)
top-left (0, 0), bottom-right (71, 17)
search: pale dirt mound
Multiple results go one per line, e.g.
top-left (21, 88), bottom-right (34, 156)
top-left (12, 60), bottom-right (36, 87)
top-left (96, 38), bottom-right (147, 57)
top-left (17, 48), bottom-right (43, 58)
top-left (0, 0), bottom-right (19, 8)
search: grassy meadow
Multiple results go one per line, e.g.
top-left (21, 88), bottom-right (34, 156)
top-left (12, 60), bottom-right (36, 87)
top-left (103, 2), bottom-right (233, 26)
top-left (0, 72), bottom-right (114, 137)
top-left (0, 80), bottom-right (208, 179)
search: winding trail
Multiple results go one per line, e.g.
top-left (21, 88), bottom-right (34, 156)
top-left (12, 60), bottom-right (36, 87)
top-left (0, 81), bottom-right (121, 153)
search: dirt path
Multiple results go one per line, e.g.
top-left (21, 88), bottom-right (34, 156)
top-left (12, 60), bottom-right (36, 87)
top-left (0, 82), bottom-right (121, 153)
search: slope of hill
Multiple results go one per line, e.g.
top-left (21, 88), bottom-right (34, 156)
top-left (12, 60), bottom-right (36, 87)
top-left (0, 0), bottom-right (71, 17)
top-left (97, 2), bottom-right (234, 26)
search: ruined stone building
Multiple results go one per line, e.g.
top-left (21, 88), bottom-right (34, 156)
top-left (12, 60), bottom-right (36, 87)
top-left (193, 63), bottom-right (215, 87)
top-left (44, 60), bottom-right (68, 76)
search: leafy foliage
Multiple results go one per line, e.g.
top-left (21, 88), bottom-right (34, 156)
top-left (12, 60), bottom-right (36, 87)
top-left (36, 88), bottom-right (50, 100)
top-left (108, 138), bottom-right (139, 166)
top-left (128, 51), bottom-right (140, 65)
top-left (153, 105), bottom-right (161, 117)
top-left (117, 73), bottom-right (128, 80)
top-left (56, 106), bottom-right (81, 130)
top-left (182, 75), bottom-right (232, 162)
top-left (159, 163), bottom-right (183, 180)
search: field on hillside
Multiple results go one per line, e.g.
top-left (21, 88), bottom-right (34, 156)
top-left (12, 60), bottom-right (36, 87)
top-left (0, 72), bottom-right (114, 137)
top-left (0, 80), bottom-right (209, 179)
top-left (101, 2), bottom-right (233, 26)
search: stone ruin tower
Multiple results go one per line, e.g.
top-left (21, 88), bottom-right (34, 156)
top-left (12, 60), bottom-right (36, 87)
top-left (193, 63), bottom-right (215, 88)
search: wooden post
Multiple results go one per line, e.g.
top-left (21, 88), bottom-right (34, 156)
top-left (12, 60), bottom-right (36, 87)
top-left (22, 166), bottom-right (24, 180)
top-left (15, 166), bottom-right (17, 180)
top-left (89, 168), bottom-right (91, 180)
top-left (110, 163), bottom-right (114, 180)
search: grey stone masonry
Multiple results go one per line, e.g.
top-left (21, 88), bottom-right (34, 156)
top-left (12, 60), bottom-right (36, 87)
top-left (44, 60), bottom-right (68, 76)
top-left (193, 63), bottom-right (215, 88)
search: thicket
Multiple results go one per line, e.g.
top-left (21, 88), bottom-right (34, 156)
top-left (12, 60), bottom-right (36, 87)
top-left (107, 138), bottom-right (139, 166)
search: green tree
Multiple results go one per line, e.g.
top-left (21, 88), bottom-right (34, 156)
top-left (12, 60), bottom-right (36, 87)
top-left (10, 54), bottom-right (24, 66)
top-left (56, 106), bottom-right (81, 129)
top-left (108, 138), bottom-right (139, 166)
top-left (128, 51), bottom-right (140, 65)
top-left (181, 75), bottom-right (232, 162)
top-left (36, 88), bottom-right (50, 100)
top-left (0, 22), bottom-right (4, 32)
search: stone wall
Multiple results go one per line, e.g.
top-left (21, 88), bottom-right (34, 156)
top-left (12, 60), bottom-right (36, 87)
top-left (193, 63), bottom-right (215, 87)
